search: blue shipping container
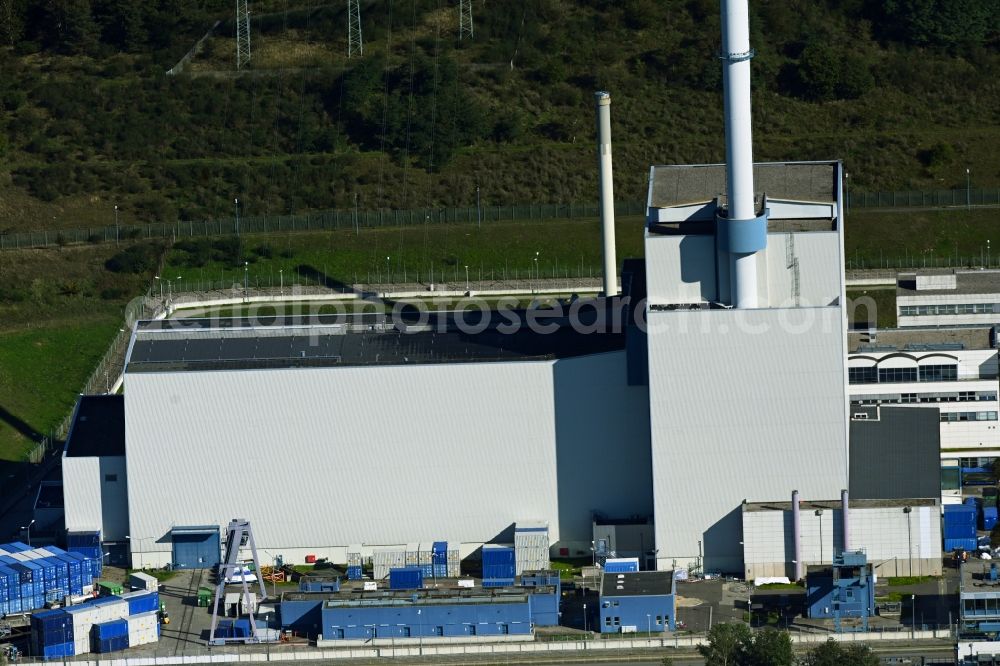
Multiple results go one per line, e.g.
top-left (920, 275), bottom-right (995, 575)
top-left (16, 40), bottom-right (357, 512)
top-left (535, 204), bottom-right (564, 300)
top-left (944, 538), bottom-right (978, 552)
top-left (346, 566), bottom-right (362, 580)
top-left (95, 635), bottom-right (129, 653)
top-left (388, 567), bottom-right (423, 590)
top-left (41, 642), bottom-right (74, 660)
top-left (92, 619), bottom-right (128, 640)
top-left (419, 564), bottom-right (433, 578)
top-left (944, 524), bottom-right (976, 539)
top-left (432, 542), bottom-right (448, 565)
top-left (482, 546), bottom-right (515, 581)
top-left (67, 532), bottom-right (100, 549)
top-left (123, 590), bottom-right (159, 615)
top-left (432, 564), bottom-right (447, 578)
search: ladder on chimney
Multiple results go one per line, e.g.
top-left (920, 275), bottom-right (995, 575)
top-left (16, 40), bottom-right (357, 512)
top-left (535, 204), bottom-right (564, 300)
top-left (786, 233), bottom-right (801, 306)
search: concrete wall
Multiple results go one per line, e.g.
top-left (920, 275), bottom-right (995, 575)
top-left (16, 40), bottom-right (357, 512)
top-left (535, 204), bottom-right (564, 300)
top-left (62, 455), bottom-right (128, 541)
top-left (743, 503), bottom-right (942, 580)
top-left (647, 307), bottom-right (849, 573)
top-left (123, 351), bottom-right (652, 567)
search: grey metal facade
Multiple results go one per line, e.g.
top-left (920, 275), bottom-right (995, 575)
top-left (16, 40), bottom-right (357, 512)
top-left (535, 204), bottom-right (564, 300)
top-left (849, 406), bottom-right (941, 500)
top-left (123, 350), bottom-right (652, 566)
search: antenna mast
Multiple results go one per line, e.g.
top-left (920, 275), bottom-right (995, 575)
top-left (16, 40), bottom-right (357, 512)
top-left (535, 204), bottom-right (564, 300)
top-left (459, 0), bottom-right (473, 40)
top-left (235, 0), bottom-right (251, 69)
top-left (347, 0), bottom-right (363, 57)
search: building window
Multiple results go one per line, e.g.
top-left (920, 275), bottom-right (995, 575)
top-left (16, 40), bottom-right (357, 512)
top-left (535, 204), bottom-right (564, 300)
top-left (656, 615), bottom-right (662, 625)
top-left (901, 303), bottom-right (1000, 316)
top-left (901, 393), bottom-right (918, 403)
top-left (878, 367), bottom-right (918, 383)
top-left (919, 365), bottom-right (958, 382)
top-left (900, 306), bottom-right (917, 316)
top-left (605, 617), bottom-right (611, 626)
top-left (941, 411), bottom-right (999, 422)
top-left (849, 367), bottom-right (878, 384)
top-left (104, 474), bottom-right (117, 482)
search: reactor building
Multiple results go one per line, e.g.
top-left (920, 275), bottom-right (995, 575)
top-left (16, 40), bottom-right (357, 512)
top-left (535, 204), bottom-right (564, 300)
top-left (62, 0), bottom-right (861, 576)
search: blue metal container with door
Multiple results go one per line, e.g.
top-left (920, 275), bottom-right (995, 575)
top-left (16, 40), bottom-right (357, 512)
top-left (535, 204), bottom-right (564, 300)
top-left (389, 566), bottom-right (423, 590)
top-left (170, 526), bottom-right (220, 569)
top-left (482, 545), bottom-right (515, 585)
top-left (432, 542), bottom-right (448, 565)
top-left (346, 565), bottom-right (362, 580)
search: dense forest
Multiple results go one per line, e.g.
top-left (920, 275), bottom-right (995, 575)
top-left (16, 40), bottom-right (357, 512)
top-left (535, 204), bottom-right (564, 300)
top-left (0, 0), bottom-right (997, 230)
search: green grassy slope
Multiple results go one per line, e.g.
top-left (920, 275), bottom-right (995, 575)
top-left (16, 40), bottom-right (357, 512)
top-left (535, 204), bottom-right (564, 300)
top-left (0, 1), bottom-right (997, 232)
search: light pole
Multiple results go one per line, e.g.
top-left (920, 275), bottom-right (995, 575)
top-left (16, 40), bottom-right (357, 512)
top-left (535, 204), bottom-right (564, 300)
top-left (417, 608), bottom-right (422, 655)
top-left (911, 594), bottom-right (916, 637)
top-left (244, 261), bottom-right (249, 296)
top-left (815, 509), bottom-right (824, 564)
top-left (235, 198), bottom-right (241, 236)
top-left (464, 265), bottom-right (469, 292)
top-left (20, 519), bottom-right (35, 546)
top-left (966, 168), bottom-right (971, 209)
top-left (534, 252), bottom-right (539, 291)
top-left (583, 602), bottom-right (587, 634)
top-left (844, 172), bottom-right (849, 211)
top-left (155, 275), bottom-right (163, 299)
top-left (279, 269), bottom-right (284, 295)
top-left (476, 185), bottom-right (481, 229)
top-left (988, 240), bottom-right (992, 269)
top-left (590, 540), bottom-right (595, 567)
top-left (646, 613), bottom-right (651, 635)
top-left (114, 204), bottom-right (120, 246)
top-left (904, 506), bottom-right (913, 576)
top-left (385, 256), bottom-right (390, 285)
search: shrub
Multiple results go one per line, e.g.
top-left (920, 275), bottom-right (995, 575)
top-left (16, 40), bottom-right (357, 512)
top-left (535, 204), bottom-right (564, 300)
top-left (105, 243), bottom-right (160, 274)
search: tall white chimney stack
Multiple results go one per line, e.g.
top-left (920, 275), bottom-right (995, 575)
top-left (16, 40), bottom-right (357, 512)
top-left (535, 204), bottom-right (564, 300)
top-left (719, 0), bottom-right (767, 308)
top-left (595, 91), bottom-right (618, 297)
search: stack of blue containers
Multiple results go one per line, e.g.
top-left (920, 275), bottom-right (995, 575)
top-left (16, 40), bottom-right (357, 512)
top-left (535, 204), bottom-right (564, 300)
top-left (432, 541), bottom-right (448, 578)
top-left (216, 618), bottom-right (253, 639)
top-left (0, 541), bottom-right (100, 617)
top-left (944, 503), bottom-right (978, 551)
top-left (481, 545), bottom-right (515, 588)
top-left (31, 589), bottom-right (160, 659)
top-left (31, 608), bottom-right (75, 659)
top-left (67, 531), bottom-right (103, 578)
top-left (92, 618), bottom-right (129, 653)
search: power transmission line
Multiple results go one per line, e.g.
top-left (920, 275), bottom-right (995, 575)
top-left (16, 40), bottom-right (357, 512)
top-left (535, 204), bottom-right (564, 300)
top-left (347, 0), bottom-right (363, 58)
top-left (235, 0), bottom-right (251, 69)
top-left (459, 0), bottom-right (473, 40)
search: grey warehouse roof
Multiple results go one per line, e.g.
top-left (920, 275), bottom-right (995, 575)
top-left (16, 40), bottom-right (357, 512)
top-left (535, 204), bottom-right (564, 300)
top-left (649, 161), bottom-right (837, 208)
top-left (64, 395), bottom-right (125, 457)
top-left (127, 310), bottom-right (628, 372)
top-left (897, 270), bottom-right (1000, 297)
top-left (847, 325), bottom-right (995, 353)
top-left (600, 571), bottom-right (675, 597)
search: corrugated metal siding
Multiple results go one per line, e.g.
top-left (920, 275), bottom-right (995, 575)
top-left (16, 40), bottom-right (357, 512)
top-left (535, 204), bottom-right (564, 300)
top-left (124, 361), bottom-right (562, 561)
top-left (648, 307), bottom-right (849, 573)
top-left (62, 457), bottom-right (103, 533)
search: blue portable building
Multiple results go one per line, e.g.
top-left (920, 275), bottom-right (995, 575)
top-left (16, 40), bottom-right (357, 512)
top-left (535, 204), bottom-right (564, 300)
top-left (320, 593), bottom-right (533, 640)
top-left (346, 565), bottom-right (363, 580)
top-left (389, 567), bottom-right (423, 590)
top-left (603, 558), bottom-right (641, 574)
top-left (599, 570), bottom-right (676, 633)
top-left (298, 576), bottom-right (340, 593)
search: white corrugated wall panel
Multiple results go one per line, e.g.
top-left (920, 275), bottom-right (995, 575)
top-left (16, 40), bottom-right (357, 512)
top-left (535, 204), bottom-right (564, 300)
top-left (648, 307), bottom-right (849, 573)
top-left (63, 456), bottom-right (103, 532)
top-left (125, 361), bottom-right (561, 563)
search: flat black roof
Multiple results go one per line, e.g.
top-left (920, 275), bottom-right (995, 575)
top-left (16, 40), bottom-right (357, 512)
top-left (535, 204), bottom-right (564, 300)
top-left (64, 395), bottom-right (125, 457)
top-left (600, 571), bottom-right (675, 598)
top-left (127, 306), bottom-right (629, 373)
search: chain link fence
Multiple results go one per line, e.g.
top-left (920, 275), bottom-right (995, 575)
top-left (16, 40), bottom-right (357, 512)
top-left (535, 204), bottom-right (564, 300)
top-left (2, 187), bottom-right (997, 251)
top-left (0, 201), bottom-right (649, 250)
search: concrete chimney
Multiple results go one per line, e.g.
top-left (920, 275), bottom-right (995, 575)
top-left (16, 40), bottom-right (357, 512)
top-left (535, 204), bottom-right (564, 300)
top-left (718, 0), bottom-right (767, 308)
top-left (792, 490), bottom-right (801, 581)
top-left (595, 91), bottom-right (618, 297)
top-left (841, 488), bottom-right (850, 553)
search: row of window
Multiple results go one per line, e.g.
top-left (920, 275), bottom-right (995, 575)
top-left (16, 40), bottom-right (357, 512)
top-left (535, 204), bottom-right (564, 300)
top-left (900, 303), bottom-right (998, 317)
top-left (940, 411), bottom-right (998, 422)
top-left (604, 615), bottom-right (667, 626)
top-left (848, 365), bottom-right (959, 384)
top-left (851, 391), bottom-right (997, 406)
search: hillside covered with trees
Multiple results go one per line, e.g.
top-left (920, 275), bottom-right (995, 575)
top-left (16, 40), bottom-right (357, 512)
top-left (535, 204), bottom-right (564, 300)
top-left (0, 0), bottom-right (997, 231)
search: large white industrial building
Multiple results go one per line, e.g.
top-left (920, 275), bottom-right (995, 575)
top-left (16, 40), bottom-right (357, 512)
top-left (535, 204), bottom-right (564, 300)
top-left (61, 0), bottom-right (947, 579)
